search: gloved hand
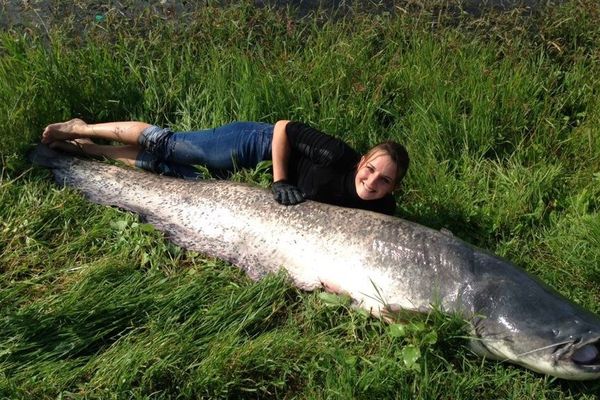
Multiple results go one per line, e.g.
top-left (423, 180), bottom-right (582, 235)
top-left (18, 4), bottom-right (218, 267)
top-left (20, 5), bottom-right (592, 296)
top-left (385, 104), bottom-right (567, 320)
top-left (271, 180), bottom-right (306, 205)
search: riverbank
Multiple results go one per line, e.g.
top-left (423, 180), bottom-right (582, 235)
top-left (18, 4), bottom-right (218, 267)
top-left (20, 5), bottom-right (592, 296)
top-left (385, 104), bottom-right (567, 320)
top-left (0, 0), bottom-right (558, 32)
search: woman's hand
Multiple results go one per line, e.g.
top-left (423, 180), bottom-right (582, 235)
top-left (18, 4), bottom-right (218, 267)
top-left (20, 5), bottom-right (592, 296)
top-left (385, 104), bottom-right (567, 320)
top-left (272, 180), bottom-right (305, 205)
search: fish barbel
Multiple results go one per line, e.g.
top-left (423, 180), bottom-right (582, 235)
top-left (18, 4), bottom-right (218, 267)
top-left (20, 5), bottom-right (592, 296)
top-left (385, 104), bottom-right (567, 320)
top-left (31, 145), bottom-right (600, 380)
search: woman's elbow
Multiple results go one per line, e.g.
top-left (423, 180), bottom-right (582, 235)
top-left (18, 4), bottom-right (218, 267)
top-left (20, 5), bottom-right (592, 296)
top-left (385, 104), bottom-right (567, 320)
top-left (274, 120), bottom-right (291, 131)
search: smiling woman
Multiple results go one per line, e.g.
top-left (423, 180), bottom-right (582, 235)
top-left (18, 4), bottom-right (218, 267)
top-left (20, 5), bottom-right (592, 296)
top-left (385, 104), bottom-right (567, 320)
top-left (42, 118), bottom-right (409, 215)
top-left (271, 120), bottom-right (409, 214)
top-left (355, 141), bottom-right (408, 201)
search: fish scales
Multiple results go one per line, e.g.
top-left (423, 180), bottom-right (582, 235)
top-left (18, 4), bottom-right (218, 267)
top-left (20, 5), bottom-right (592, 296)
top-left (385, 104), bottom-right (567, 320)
top-left (54, 157), bottom-right (467, 311)
top-left (31, 145), bottom-right (600, 380)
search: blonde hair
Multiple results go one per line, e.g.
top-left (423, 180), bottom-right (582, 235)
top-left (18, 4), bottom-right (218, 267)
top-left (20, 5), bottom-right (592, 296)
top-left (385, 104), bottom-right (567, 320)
top-left (359, 141), bottom-right (409, 188)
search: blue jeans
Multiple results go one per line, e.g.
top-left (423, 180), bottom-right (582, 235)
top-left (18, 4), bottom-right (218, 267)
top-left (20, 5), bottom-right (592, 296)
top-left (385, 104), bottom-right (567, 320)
top-left (135, 121), bottom-right (274, 179)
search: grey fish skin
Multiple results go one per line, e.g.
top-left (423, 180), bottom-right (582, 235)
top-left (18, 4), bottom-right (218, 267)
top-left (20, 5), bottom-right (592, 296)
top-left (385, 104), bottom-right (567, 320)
top-left (31, 145), bottom-right (600, 380)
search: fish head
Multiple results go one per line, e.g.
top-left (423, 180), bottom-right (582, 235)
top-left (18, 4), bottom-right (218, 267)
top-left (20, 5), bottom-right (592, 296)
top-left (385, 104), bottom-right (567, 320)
top-left (469, 277), bottom-right (600, 380)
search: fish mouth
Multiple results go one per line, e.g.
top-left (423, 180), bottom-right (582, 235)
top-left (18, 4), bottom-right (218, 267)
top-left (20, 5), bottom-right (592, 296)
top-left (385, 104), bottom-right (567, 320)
top-left (554, 338), bottom-right (600, 372)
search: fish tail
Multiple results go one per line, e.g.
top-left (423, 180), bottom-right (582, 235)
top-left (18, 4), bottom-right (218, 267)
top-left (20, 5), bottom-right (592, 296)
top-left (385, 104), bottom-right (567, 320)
top-left (28, 144), bottom-right (74, 169)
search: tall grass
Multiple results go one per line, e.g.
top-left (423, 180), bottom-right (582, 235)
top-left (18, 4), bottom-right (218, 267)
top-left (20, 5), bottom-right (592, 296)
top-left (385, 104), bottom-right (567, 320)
top-left (1, 0), bottom-right (600, 398)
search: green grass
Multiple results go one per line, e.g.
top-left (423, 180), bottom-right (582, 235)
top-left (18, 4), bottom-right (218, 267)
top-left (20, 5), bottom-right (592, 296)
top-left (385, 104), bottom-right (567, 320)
top-left (1, 0), bottom-right (600, 398)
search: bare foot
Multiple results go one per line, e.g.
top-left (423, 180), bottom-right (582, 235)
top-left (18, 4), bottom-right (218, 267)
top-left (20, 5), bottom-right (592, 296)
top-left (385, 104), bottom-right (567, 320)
top-left (48, 138), bottom-right (95, 156)
top-left (41, 118), bottom-right (88, 144)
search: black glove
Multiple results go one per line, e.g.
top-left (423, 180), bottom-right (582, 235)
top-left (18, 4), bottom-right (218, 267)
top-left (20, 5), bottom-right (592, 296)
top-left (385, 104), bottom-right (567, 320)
top-left (272, 180), bottom-right (306, 205)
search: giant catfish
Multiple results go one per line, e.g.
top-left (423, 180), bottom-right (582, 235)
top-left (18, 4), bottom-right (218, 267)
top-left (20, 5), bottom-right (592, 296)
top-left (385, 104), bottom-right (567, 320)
top-left (30, 145), bottom-right (600, 380)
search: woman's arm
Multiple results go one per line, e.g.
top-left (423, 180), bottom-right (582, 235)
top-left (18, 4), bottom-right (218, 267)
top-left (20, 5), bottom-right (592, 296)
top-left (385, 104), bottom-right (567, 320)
top-left (272, 120), bottom-right (291, 182)
top-left (270, 120), bottom-right (305, 205)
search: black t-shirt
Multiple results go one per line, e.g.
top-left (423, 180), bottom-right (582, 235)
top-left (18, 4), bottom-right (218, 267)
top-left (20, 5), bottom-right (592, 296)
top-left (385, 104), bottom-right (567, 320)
top-left (285, 121), bottom-right (396, 216)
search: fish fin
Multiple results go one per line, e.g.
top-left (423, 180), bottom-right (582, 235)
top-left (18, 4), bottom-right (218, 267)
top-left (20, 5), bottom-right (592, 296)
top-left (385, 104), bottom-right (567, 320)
top-left (440, 227), bottom-right (454, 237)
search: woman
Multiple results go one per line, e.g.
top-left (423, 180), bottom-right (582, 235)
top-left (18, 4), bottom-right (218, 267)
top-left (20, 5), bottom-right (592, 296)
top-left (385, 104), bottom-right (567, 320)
top-left (42, 119), bottom-right (409, 215)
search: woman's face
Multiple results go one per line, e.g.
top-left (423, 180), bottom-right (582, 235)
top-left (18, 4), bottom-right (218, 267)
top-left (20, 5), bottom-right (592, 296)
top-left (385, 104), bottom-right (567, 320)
top-left (354, 152), bottom-right (397, 200)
